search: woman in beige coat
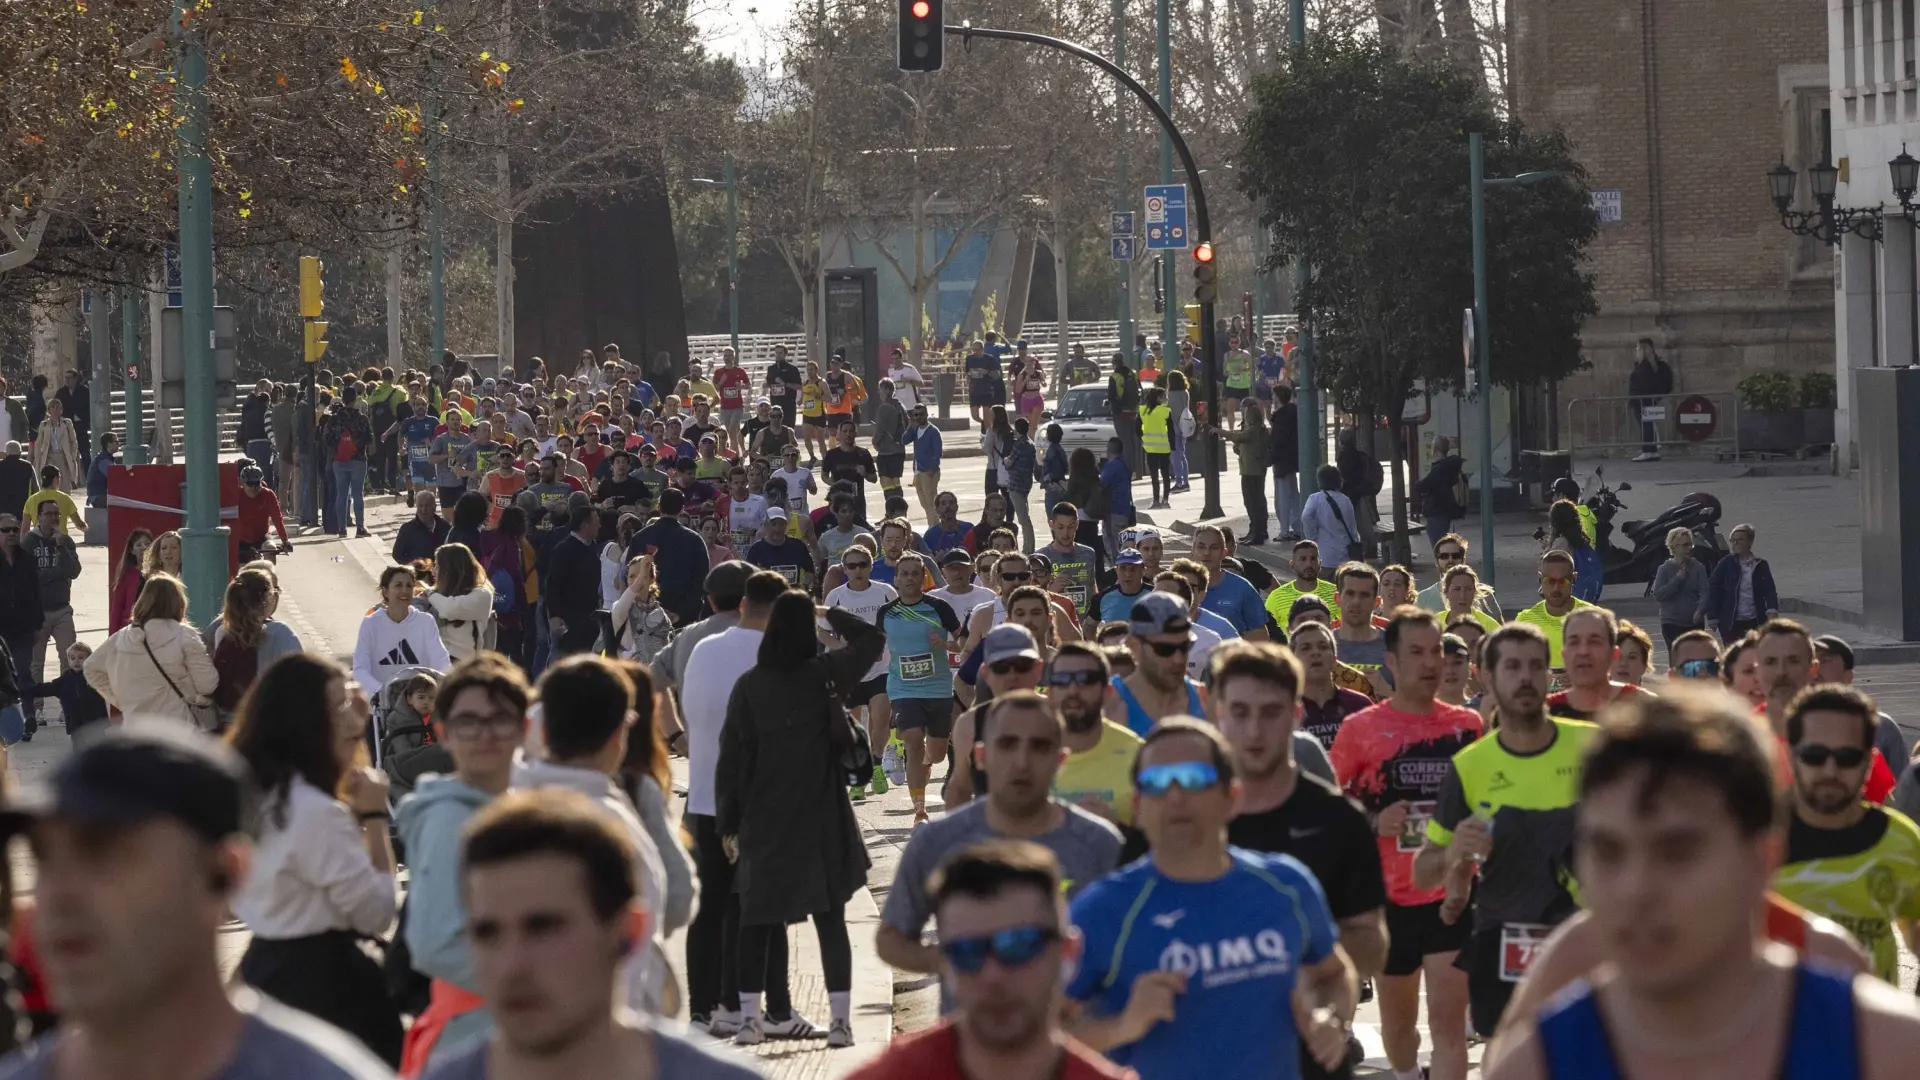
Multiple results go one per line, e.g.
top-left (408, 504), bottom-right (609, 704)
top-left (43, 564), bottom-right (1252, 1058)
top-left (84, 573), bottom-right (221, 730)
top-left (30, 397), bottom-right (81, 492)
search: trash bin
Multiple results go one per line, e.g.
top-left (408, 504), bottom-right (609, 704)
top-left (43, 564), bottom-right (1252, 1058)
top-left (934, 373), bottom-right (956, 419)
top-left (1518, 449), bottom-right (1571, 504)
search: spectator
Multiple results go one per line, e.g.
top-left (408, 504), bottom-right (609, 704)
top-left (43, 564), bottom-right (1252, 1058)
top-left (1413, 435), bottom-right (1468, 554)
top-left (427, 543), bottom-right (498, 663)
top-left (324, 390), bottom-right (374, 538)
top-left (0, 443), bottom-right (32, 520)
top-left (1628, 338), bottom-right (1674, 461)
top-left (229, 653), bottom-right (403, 1065)
top-left (628, 488), bottom-right (710, 626)
top-left (83, 573), bottom-right (220, 731)
top-left (1650, 526), bottom-right (1709, 652)
top-left (0, 379), bottom-right (25, 452)
top-left (86, 432), bottom-right (117, 508)
top-left (393, 491), bottom-right (451, 565)
top-left (1300, 464), bottom-right (1361, 567)
top-left (22, 498), bottom-right (79, 737)
top-left (20, 640), bottom-right (108, 740)
top-left (1335, 428), bottom-right (1382, 560)
top-left (542, 504), bottom-right (604, 657)
top-left (481, 506), bottom-right (538, 670)
top-left (30, 398), bottom-right (80, 493)
top-left (445, 491), bottom-right (489, 552)
top-left (109, 528), bottom-right (152, 633)
top-left (1098, 438), bottom-right (1133, 557)
top-left (353, 563), bottom-right (451, 702)
top-left (22, 465), bottom-right (84, 537)
top-left (1705, 523), bottom-right (1777, 642)
top-left (209, 568), bottom-right (303, 715)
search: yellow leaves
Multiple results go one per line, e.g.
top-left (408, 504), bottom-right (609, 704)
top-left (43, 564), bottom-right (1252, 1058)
top-left (373, 82), bottom-right (384, 95)
top-left (239, 189), bottom-right (251, 201)
top-left (238, 208), bottom-right (251, 218)
top-left (480, 51), bottom-right (491, 60)
top-left (339, 57), bottom-right (359, 83)
top-left (410, 10), bottom-right (423, 25)
top-left (507, 98), bottom-right (524, 114)
top-left (276, 71), bottom-right (288, 88)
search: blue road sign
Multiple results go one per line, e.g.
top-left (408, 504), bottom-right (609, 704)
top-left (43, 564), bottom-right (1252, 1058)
top-left (1110, 211), bottom-right (1136, 236)
top-left (1111, 236), bottom-right (1138, 261)
top-left (1143, 184), bottom-right (1187, 250)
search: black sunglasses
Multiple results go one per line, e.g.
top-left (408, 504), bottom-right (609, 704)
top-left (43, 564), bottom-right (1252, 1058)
top-left (1000, 570), bottom-right (1032, 582)
top-left (843, 561), bottom-right (872, 570)
top-left (1047, 669), bottom-right (1107, 687)
top-left (988, 657), bottom-right (1039, 676)
top-left (1146, 640), bottom-right (1190, 657)
top-left (0, 527), bottom-right (16, 534)
top-left (1795, 744), bottom-right (1868, 769)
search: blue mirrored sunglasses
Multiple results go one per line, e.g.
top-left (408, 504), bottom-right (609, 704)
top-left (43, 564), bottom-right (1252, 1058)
top-left (940, 925), bottom-right (1059, 974)
top-left (1136, 760), bottom-right (1222, 797)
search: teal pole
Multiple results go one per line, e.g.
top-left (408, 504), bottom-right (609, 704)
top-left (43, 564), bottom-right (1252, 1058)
top-left (121, 288), bottom-right (145, 466)
top-left (1290, 0), bottom-right (1320, 495)
top-left (1471, 133), bottom-right (1495, 585)
top-left (174, 0), bottom-right (226, 625)
top-left (1156, 0), bottom-right (1175, 356)
top-left (725, 152), bottom-right (740, 356)
top-left (1113, 0), bottom-right (1132, 355)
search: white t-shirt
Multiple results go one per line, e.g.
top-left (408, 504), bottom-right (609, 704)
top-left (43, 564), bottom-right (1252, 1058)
top-left (888, 363), bottom-right (923, 408)
top-left (679, 626), bottom-right (764, 817)
top-left (1187, 620), bottom-right (1223, 681)
top-left (772, 466), bottom-right (814, 514)
top-left (827, 581), bottom-right (897, 682)
top-left (727, 493), bottom-right (769, 551)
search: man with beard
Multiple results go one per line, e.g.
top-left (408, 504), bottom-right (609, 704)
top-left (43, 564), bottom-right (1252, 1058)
top-left (1543, 607), bottom-right (1651, 721)
top-left (850, 842), bottom-right (1130, 1080)
top-left (1513, 551), bottom-right (1591, 671)
top-left (1770, 685), bottom-right (1920, 985)
top-left (1329, 609), bottom-right (1482, 1080)
top-left (1288, 620), bottom-right (1373, 752)
top-left (1757, 618), bottom-right (1898, 802)
top-left (1048, 643), bottom-right (1141, 826)
top-left (1414, 622), bottom-right (1596, 1037)
top-left (1106, 593), bottom-right (1205, 738)
top-left (1216, 641), bottom-right (1387, 1080)
top-left (1265, 540), bottom-right (1341, 628)
top-left (877, 692), bottom-right (1122, 1005)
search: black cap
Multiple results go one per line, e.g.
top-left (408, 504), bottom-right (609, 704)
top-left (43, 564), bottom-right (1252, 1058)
top-left (1, 726), bottom-right (252, 843)
top-left (1813, 634), bottom-right (1855, 670)
top-left (939, 548), bottom-right (976, 567)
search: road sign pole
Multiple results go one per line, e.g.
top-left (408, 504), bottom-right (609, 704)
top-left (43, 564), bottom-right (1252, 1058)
top-left (1156, 0), bottom-right (1176, 358)
top-left (1113, 0), bottom-right (1132, 359)
top-left (173, 0), bottom-right (226, 625)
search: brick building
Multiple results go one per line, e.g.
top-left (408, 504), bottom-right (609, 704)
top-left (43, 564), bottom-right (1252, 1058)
top-left (1512, 0), bottom-right (1833, 455)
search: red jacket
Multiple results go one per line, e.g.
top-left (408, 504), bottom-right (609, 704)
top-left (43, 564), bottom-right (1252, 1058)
top-left (233, 487), bottom-right (287, 545)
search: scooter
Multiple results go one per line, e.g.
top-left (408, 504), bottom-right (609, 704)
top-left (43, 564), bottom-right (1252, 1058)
top-left (1590, 470), bottom-right (1727, 586)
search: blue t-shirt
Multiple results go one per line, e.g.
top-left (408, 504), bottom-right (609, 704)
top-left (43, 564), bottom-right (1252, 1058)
top-left (1257, 351), bottom-right (1286, 391)
top-left (745, 538), bottom-right (812, 588)
top-left (1100, 457), bottom-right (1134, 516)
top-left (1203, 571), bottom-right (1266, 635)
top-left (1098, 585), bottom-right (1153, 625)
top-left (1066, 849), bottom-right (1338, 1080)
top-left (401, 416), bottom-right (440, 480)
top-left (925, 521), bottom-right (974, 554)
top-left (879, 596), bottom-right (962, 700)
top-left (1195, 606), bottom-right (1238, 642)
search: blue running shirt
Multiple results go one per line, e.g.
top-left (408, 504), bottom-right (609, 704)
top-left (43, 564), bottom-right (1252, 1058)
top-left (1066, 848), bottom-right (1337, 1080)
top-left (879, 597), bottom-right (961, 700)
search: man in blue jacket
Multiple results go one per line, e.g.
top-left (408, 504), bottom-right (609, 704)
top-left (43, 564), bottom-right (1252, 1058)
top-left (543, 504), bottom-right (606, 657)
top-left (1705, 523), bottom-right (1777, 642)
top-left (628, 487), bottom-right (710, 626)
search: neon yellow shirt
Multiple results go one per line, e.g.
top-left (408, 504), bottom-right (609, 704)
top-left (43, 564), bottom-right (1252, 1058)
top-left (1774, 805), bottom-right (1920, 983)
top-left (1513, 598), bottom-right (1595, 668)
top-left (1224, 350), bottom-right (1254, 390)
top-left (22, 489), bottom-right (84, 536)
top-left (687, 378), bottom-right (719, 405)
top-left (1054, 719), bottom-right (1144, 826)
top-left (1265, 577), bottom-right (1341, 627)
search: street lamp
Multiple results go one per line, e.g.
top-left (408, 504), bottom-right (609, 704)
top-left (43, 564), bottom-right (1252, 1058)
top-left (1765, 155), bottom-right (1897, 244)
top-left (1469, 133), bottom-right (1565, 588)
top-left (690, 153), bottom-right (740, 356)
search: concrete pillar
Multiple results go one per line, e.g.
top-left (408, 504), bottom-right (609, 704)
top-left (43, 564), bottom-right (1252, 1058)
top-left (1880, 218), bottom-right (1916, 370)
top-left (1837, 233), bottom-right (1879, 471)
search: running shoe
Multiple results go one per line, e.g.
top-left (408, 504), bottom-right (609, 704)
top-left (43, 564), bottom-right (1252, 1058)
top-left (849, 783), bottom-right (867, 801)
top-left (826, 1018), bottom-right (854, 1048)
top-left (733, 1017), bottom-right (765, 1046)
top-left (869, 765), bottom-right (890, 795)
top-left (763, 1011), bottom-right (820, 1039)
top-left (706, 1008), bottom-right (743, 1037)
top-left (913, 809), bottom-right (930, 826)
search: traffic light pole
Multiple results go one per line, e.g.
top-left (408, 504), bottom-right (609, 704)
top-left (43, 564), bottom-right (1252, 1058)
top-left (121, 287), bottom-right (146, 466)
top-left (173, 0), bottom-right (227, 626)
top-left (1111, 0), bottom-right (1131, 358)
top-left (1289, 0), bottom-right (1320, 502)
top-left (945, 22), bottom-right (1222, 520)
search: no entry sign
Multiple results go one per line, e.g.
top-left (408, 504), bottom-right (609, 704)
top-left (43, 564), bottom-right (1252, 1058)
top-left (1676, 395), bottom-right (1718, 441)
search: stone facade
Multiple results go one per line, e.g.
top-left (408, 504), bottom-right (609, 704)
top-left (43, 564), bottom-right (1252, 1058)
top-left (1513, 0), bottom-right (1833, 453)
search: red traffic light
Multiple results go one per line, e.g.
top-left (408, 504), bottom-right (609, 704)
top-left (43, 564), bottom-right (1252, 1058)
top-left (1192, 242), bottom-right (1214, 263)
top-left (912, 0), bottom-right (930, 15)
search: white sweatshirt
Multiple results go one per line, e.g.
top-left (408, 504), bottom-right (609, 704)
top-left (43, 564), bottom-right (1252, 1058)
top-left (352, 607), bottom-right (452, 700)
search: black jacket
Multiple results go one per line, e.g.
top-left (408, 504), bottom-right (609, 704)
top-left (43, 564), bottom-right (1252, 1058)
top-left (0, 549), bottom-right (43, 641)
top-left (1338, 446), bottom-right (1383, 500)
top-left (717, 608), bottom-right (883, 926)
top-left (391, 515), bottom-right (451, 566)
top-left (628, 517), bottom-right (710, 626)
top-left (1268, 402), bottom-right (1300, 475)
top-left (542, 532), bottom-right (602, 626)
top-left (238, 392), bottom-right (271, 445)
top-left (1415, 454), bottom-right (1467, 518)
top-left (1628, 358), bottom-right (1673, 402)
top-left (0, 457), bottom-right (34, 519)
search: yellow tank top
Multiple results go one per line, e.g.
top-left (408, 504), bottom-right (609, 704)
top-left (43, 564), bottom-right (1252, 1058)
top-left (801, 384), bottom-right (825, 417)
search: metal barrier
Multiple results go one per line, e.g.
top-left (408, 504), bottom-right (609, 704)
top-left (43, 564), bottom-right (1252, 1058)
top-left (1565, 391), bottom-right (1741, 459)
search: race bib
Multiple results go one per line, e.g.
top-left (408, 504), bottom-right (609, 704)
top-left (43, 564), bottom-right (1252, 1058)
top-left (1064, 584), bottom-right (1087, 609)
top-left (778, 565), bottom-right (801, 585)
top-left (1499, 924), bottom-right (1554, 982)
top-left (1398, 800), bottom-right (1436, 852)
top-left (898, 652), bottom-right (936, 682)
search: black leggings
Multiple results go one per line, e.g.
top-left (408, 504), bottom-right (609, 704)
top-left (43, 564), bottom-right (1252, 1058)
top-left (737, 904), bottom-right (852, 996)
top-left (1147, 452), bottom-right (1171, 502)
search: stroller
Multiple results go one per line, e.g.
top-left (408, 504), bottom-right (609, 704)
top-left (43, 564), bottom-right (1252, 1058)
top-left (372, 666), bottom-right (452, 811)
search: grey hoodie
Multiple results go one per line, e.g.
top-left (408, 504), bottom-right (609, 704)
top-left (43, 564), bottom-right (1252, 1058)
top-left (395, 773), bottom-right (497, 1053)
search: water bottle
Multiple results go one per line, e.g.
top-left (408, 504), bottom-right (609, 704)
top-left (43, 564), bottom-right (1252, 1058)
top-left (1469, 800), bottom-right (1494, 864)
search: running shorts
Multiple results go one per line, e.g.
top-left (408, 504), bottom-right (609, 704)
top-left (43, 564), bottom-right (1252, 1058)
top-left (877, 453), bottom-right (906, 479)
top-left (1383, 900), bottom-right (1471, 977)
top-left (892, 697), bottom-right (953, 740)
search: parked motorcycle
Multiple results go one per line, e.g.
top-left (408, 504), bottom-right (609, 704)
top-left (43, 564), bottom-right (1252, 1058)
top-left (1535, 468), bottom-right (1726, 587)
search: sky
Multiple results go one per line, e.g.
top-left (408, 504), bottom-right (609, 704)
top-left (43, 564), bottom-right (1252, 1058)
top-left (692, 0), bottom-right (796, 71)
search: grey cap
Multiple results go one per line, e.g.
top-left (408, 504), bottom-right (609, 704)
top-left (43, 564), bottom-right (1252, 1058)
top-left (981, 623), bottom-right (1042, 665)
top-left (1127, 591), bottom-right (1193, 639)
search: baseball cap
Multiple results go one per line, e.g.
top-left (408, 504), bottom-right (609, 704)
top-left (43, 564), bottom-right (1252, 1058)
top-left (1115, 547), bottom-right (1145, 566)
top-left (705, 559), bottom-right (753, 599)
top-left (1026, 551), bottom-right (1053, 571)
top-left (981, 623), bottom-right (1042, 665)
top-left (939, 548), bottom-right (976, 567)
top-left (1128, 592), bottom-right (1193, 639)
top-left (1442, 633), bottom-right (1469, 657)
top-left (0, 726), bottom-right (251, 842)
top-left (766, 506), bottom-right (788, 521)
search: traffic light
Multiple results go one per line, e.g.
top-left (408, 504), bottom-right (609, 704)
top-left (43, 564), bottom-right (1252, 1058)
top-left (299, 255), bottom-right (325, 318)
top-left (898, 0), bottom-right (944, 72)
top-left (1191, 242), bottom-right (1218, 305)
top-left (304, 320), bottom-right (329, 364)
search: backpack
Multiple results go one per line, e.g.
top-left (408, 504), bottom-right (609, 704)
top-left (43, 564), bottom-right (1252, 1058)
top-left (210, 632), bottom-right (258, 711)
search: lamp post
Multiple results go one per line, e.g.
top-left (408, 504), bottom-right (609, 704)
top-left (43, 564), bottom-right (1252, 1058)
top-left (1113, 0), bottom-right (1132, 356)
top-left (1156, 0), bottom-right (1176, 357)
top-left (1763, 153), bottom-right (1919, 245)
top-left (172, 0), bottom-right (226, 625)
top-left (1470, 133), bottom-right (1564, 588)
top-left (691, 154), bottom-right (740, 356)
top-left (1289, 0), bottom-right (1320, 498)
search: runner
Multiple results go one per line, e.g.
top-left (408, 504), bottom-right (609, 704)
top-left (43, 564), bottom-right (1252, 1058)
top-left (821, 420), bottom-right (877, 520)
top-left (1064, 718), bottom-right (1358, 1079)
top-left (1611, 621), bottom-right (1653, 686)
top-left (1545, 607), bottom-right (1652, 720)
top-left (744, 508), bottom-right (813, 592)
top-left (1218, 640), bottom-right (1388, 1080)
top-left (765, 343), bottom-right (803, 426)
top-left (1771, 684), bottom-right (1920, 984)
top-left (1328, 608), bottom-right (1484, 1080)
top-left (1191, 525), bottom-right (1268, 640)
top-left (1331, 563), bottom-right (1390, 697)
top-left (849, 842), bottom-right (1130, 1080)
top-left (827, 547), bottom-right (898, 802)
top-left (420, 788), bottom-right (764, 1080)
top-left (1666, 628), bottom-right (1723, 682)
top-left (1485, 690), bottom-right (1920, 1080)
top-left (1168, 557), bottom-right (1241, 652)
top-left (1813, 634), bottom-right (1915, 776)
top-left (1513, 551), bottom-right (1592, 671)
top-left (1150, 571), bottom-right (1223, 683)
top-left (713, 348), bottom-right (752, 446)
top-left (1048, 642), bottom-right (1141, 826)
top-left (1094, 548), bottom-right (1153, 624)
top-left (1756, 618), bottom-right (1897, 801)
top-left (1288, 620), bottom-right (1374, 751)
top-left (1412, 623), bottom-right (1594, 1037)
top-left (393, 397), bottom-right (441, 496)
top-left (1107, 593), bottom-right (1205, 737)
top-left (877, 554), bottom-right (961, 823)
top-left (1415, 534), bottom-right (1504, 620)
top-left (879, 691), bottom-right (1122, 1008)
top-left (944, 624), bottom-right (1049, 809)
top-left (930, 548), bottom-right (995, 646)
top-left (1039, 503), bottom-right (1100, 625)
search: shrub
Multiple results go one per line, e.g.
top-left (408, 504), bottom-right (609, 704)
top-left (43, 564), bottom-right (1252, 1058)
top-left (1798, 372), bottom-right (1837, 409)
top-left (1736, 372), bottom-right (1797, 413)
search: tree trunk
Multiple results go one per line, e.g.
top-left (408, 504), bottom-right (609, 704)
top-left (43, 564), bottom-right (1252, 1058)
top-left (496, 146), bottom-right (515, 375)
top-left (31, 287), bottom-right (80, 387)
top-left (1053, 178), bottom-right (1070, 365)
top-left (386, 240), bottom-right (403, 370)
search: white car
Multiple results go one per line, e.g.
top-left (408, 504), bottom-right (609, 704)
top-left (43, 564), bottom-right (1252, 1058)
top-left (1049, 379), bottom-right (1155, 455)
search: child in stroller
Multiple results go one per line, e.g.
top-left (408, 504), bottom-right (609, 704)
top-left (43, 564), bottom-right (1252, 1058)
top-left (382, 672), bottom-right (453, 805)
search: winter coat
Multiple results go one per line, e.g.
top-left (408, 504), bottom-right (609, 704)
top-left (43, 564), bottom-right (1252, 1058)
top-left (84, 619), bottom-right (220, 729)
top-left (0, 549), bottom-right (43, 642)
top-left (396, 775), bottom-right (496, 1051)
top-left (717, 607), bottom-right (882, 925)
top-left (426, 587), bottom-right (497, 662)
top-left (1706, 555), bottom-right (1780, 639)
top-left (30, 419), bottom-right (80, 492)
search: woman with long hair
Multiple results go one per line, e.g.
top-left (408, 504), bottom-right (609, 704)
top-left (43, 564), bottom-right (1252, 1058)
top-left (981, 405), bottom-right (1013, 500)
top-left (82, 574), bottom-right (219, 730)
top-left (1164, 368), bottom-right (1193, 492)
top-left (1064, 447), bottom-right (1104, 553)
top-left (427, 543), bottom-right (496, 663)
top-left (610, 658), bottom-right (698, 947)
top-left (109, 528), bottom-right (153, 633)
top-left (718, 592), bottom-right (882, 1047)
top-left (143, 529), bottom-right (183, 578)
top-left (480, 506), bottom-right (534, 669)
top-left (611, 554), bottom-right (672, 664)
top-left (1549, 498), bottom-right (1604, 604)
top-left (445, 491), bottom-right (489, 552)
top-left (210, 568), bottom-right (303, 714)
top-left (229, 654), bottom-right (402, 1065)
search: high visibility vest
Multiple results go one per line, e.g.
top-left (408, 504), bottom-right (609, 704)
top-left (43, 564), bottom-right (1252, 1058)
top-left (1141, 405), bottom-right (1172, 454)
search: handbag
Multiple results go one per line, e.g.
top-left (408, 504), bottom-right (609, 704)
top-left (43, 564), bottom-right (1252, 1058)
top-left (1323, 493), bottom-right (1366, 562)
top-left (822, 669), bottom-right (874, 789)
top-left (141, 632), bottom-right (220, 731)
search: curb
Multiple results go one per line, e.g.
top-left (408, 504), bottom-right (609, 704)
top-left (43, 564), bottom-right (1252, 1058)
top-left (1779, 597), bottom-right (1920, 665)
